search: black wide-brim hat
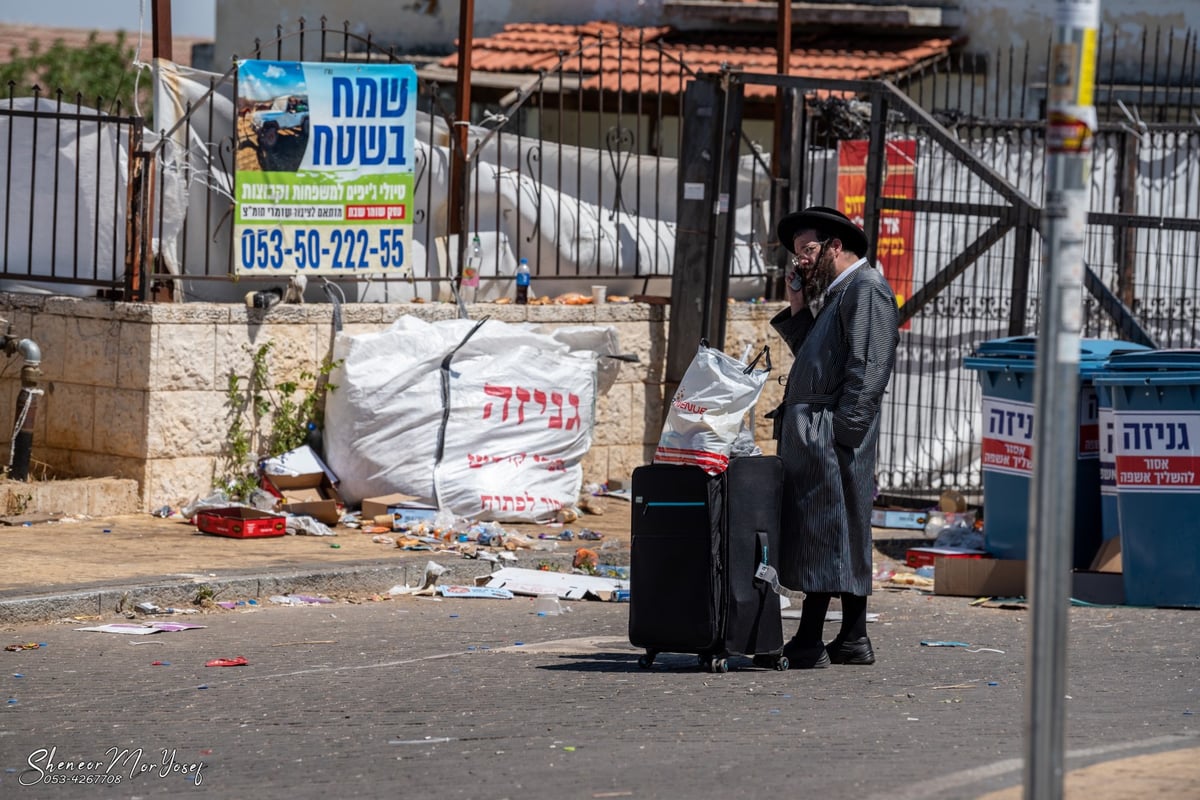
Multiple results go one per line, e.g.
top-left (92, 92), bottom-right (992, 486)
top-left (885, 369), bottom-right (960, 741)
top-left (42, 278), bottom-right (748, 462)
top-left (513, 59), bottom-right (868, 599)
top-left (777, 205), bottom-right (869, 256)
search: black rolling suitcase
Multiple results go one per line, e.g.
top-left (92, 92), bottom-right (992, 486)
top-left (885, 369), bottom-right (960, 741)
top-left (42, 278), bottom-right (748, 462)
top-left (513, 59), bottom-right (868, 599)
top-left (628, 455), bottom-right (787, 672)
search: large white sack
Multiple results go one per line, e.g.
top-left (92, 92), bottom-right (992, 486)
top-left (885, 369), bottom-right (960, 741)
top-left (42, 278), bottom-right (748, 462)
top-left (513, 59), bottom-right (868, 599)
top-left (323, 316), bottom-right (599, 521)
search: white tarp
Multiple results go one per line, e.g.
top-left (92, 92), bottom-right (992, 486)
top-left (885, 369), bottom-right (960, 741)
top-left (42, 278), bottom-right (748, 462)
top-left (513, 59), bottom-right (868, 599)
top-left (323, 316), bottom-right (607, 522)
top-left (0, 97), bottom-right (132, 295)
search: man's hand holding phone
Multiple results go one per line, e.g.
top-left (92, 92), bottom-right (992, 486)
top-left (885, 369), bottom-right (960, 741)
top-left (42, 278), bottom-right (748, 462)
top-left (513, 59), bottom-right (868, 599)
top-left (786, 267), bottom-right (807, 313)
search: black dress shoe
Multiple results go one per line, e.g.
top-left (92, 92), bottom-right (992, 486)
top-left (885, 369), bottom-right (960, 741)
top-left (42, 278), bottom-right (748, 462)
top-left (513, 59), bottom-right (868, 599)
top-left (827, 635), bottom-right (875, 665)
top-left (782, 638), bottom-right (831, 669)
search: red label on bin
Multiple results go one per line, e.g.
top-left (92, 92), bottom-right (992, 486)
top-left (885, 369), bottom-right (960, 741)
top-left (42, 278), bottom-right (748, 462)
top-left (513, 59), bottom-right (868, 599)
top-left (1109, 410), bottom-right (1200, 493)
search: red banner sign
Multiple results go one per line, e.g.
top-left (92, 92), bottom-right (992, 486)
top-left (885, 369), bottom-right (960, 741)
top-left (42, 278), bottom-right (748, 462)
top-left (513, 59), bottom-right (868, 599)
top-left (836, 140), bottom-right (917, 323)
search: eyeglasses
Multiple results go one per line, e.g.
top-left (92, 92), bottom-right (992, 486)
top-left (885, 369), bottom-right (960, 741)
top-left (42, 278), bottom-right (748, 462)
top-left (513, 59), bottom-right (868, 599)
top-left (790, 239), bottom-right (829, 267)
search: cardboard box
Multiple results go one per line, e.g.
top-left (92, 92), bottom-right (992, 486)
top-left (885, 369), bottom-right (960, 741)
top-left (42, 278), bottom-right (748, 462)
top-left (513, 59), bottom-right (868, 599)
top-left (360, 492), bottom-right (438, 524)
top-left (1089, 537), bottom-right (1122, 573)
top-left (934, 557), bottom-right (1026, 597)
top-left (1069, 536), bottom-right (1124, 605)
top-left (265, 472), bottom-right (343, 525)
top-left (906, 546), bottom-right (988, 570)
top-left (871, 507), bottom-right (928, 530)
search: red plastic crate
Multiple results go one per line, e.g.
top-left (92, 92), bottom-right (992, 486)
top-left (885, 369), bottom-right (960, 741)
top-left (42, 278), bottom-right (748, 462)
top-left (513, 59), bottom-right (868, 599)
top-left (906, 547), bottom-right (988, 570)
top-left (195, 507), bottom-right (287, 538)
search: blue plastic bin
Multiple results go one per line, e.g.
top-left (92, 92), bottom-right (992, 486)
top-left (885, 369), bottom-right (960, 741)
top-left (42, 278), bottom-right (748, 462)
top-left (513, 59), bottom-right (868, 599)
top-left (1093, 349), bottom-right (1200, 607)
top-left (964, 337), bottom-right (1149, 568)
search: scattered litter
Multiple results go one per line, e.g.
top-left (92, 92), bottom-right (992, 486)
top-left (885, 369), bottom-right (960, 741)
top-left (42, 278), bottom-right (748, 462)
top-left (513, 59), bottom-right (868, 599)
top-left (885, 573), bottom-right (935, 589)
top-left (205, 656), bottom-right (249, 667)
top-left (964, 647), bottom-right (1006, 654)
top-left (151, 661), bottom-right (171, 666)
top-left (388, 560), bottom-right (448, 596)
top-left (389, 737), bottom-right (456, 745)
top-left (573, 548), bottom-right (599, 571)
top-left (969, 597), bottom-right (1028, 610)
top-left (267, 594), bottom-right (334, 605)
top-left (920, 641), bottom-right (971, 648)
top-left (4, 642), bottom-right (43, 651)
top-left (216, 600), bottom-right (257, 610)
top-left (12, 673), bottom-right (23, 678)
top-left (480, 566), bottom-right (629, 601)
top-left (0, 512), bottom-right (65, 526)
top-left (76, 623), bottom-right (205, 635)
top-left (535, 595), bottom-right (566, 616)
top-left (436, 585), bottom-right (515, 599)
top-left (285, 515), bottom-right (337, 536)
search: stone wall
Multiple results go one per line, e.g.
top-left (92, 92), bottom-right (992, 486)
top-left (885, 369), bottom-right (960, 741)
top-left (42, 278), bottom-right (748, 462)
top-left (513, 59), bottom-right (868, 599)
top-left (0, 293), bottom-right (790, 511)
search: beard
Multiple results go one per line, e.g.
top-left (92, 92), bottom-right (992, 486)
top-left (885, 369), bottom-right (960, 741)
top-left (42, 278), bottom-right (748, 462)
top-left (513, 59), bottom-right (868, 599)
top-left (801, 249), bottom-right (838, 301)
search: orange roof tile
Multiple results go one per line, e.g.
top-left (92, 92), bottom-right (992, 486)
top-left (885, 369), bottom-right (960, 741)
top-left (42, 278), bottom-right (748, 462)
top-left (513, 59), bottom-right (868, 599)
top-left (441, 22), bottom-right (955, 100)
top-left (442, 22), bottom-right (955, 101)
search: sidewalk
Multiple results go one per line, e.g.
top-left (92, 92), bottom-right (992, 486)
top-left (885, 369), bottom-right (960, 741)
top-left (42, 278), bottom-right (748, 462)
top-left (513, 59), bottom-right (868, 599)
top-left (1, 506), bottom-right (635, 625)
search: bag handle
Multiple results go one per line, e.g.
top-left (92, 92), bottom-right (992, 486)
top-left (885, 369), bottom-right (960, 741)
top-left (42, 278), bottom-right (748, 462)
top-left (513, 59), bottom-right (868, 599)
top-left (743, 345), bottom-right (771, 374)
top-left (699, 338), bottom-right (771, 374)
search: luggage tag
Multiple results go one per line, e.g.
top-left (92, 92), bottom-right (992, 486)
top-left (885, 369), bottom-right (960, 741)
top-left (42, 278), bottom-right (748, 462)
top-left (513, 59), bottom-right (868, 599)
top-left (754, 562), bottom-right (781, 593)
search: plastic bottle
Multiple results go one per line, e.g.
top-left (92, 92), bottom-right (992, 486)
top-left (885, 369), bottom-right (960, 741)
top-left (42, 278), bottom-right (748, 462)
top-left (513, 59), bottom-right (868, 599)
top-left (462, 235), bottom-right (481, 303)
top-left (515, 257), bottom-right (531, 304)
top-left (305, 420), bottom-right (324, 460)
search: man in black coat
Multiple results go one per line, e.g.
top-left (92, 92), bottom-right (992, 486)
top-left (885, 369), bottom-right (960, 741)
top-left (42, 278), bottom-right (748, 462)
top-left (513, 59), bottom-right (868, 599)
top-left (768, 206), bottom-right (899, 669)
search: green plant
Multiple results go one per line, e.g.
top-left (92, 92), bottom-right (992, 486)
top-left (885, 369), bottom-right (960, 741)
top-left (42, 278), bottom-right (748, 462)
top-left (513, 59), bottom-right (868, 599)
top-left (0, 31), bottom-right (148, 121)
top-left (219, 342), bottom-right (340, 501)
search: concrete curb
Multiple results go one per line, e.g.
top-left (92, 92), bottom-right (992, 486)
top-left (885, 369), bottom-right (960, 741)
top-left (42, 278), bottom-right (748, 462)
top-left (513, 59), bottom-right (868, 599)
top-left (0, 550), bottom-right (620, 625)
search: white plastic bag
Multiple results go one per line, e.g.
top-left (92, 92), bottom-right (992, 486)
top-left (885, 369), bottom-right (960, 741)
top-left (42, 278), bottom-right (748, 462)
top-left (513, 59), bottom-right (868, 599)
top-left (654, 343), bottom-right (770, 473)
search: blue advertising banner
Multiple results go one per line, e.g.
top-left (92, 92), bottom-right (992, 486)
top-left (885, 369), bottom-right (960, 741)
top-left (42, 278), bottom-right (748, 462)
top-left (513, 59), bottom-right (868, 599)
top-left (234, 60), bottom-right (417, 275)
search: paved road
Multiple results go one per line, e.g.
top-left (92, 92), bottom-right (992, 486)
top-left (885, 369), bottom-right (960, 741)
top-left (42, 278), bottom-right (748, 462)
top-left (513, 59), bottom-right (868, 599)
top-left (1, 586), bottom-right (1196, 799)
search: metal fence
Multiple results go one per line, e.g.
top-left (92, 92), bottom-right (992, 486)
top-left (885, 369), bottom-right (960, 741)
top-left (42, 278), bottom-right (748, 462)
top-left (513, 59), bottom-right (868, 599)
top-left (3, 20), bottom-right (1200, 497)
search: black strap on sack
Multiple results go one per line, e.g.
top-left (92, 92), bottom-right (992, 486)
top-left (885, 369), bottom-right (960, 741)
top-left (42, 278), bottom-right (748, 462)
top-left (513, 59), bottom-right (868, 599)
top-left (435, 316), bottom-right (490, 469)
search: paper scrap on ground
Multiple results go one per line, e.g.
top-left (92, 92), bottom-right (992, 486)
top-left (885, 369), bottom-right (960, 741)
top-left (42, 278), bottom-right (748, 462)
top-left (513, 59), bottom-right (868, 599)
top-left (480, 566), bottom-right (629, 600)
top-left (77, 622), bottom-right (207, 635)
top-left (437, 585), bottom-right (514, 599)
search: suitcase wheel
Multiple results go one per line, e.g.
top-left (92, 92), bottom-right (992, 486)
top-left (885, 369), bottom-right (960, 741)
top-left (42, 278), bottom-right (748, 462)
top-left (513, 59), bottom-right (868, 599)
top-left (752, 653), bottom-right (789, 671)
top-left (707, 657), bottom-right (729, 674)
top-left (637, 651), bottom-right (657, 669)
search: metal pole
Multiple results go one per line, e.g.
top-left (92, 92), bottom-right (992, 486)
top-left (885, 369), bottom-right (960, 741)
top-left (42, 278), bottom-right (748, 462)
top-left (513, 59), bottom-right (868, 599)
top-left (151, 0), bottom-right (173, 61)
top-left (768, 0), bottom-right (792, 301)
top-left (450, 0), bottom-right (475, 283)
top-left (1026, 1), bottom-right (1100, 798)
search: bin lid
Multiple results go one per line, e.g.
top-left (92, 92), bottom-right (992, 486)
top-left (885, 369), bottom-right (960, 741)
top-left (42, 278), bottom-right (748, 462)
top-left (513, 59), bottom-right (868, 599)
top-left (963, 336), bottom-right (1149, 375)
top-left (1101, 348), bottom-right (1200, 371)
top-left (1093, 348), bottom-right (1200, 386)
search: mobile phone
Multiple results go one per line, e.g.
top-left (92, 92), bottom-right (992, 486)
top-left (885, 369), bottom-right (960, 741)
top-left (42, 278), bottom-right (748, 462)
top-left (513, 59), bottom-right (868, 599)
top-left (788, 270), bottom-right (804, 292)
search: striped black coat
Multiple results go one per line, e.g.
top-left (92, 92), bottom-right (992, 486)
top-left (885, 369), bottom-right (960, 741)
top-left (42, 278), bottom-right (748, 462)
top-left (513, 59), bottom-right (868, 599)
top-left (770, 264), bottom-right (898, 595)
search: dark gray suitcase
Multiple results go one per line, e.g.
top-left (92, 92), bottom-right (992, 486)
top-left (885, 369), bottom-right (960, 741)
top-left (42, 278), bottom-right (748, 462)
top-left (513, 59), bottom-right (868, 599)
top-left (628, 455), bottom-right (787, 672)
